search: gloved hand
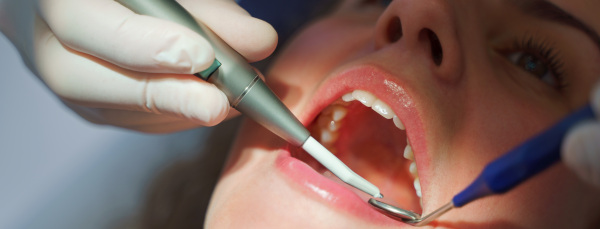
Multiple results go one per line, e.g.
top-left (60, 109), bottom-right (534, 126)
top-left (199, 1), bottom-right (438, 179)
top-left (563, 82), bottom-right (600, 188)
top-left (0, 0), bottom-right (277, 133)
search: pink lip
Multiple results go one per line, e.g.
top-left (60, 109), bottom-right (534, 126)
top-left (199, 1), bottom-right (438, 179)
top-left (274, 64), bottom-right (430, 225)
top-left (275, 149), bottom-right (404, 226)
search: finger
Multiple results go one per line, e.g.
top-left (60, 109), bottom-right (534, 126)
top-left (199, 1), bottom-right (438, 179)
top-left (179, 0), bottom-right (278, 62)
top-left (34, 16), bottom-right (230, 127)
top-left (38, 0), bottom-right (214, 74)
top-left (562, 121), bottom-right (600, 188)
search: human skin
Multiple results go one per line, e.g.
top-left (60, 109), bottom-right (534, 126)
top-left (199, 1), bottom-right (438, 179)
top-left (205, 0), bottom-right (600, 228)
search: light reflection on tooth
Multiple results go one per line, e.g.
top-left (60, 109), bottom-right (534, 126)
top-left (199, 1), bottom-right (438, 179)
top-left (414, 178), bottom-right (422, 198)
top-left (352, 90), bottom-right (376, 107)
top-left (342, 93), bottom-right (354, 102)
top-left (403, 145), bottom-right (414, 161)
top-left (409, 162), bottom-right (418, 177)
top-left (393, 115), bottom-right (405, 130)
top-left (327, 120), bottom-right (341, 131)
top-left (332, 107), bottom-right (348, 121)
top-left (371, 100), bottom-right (394, 119)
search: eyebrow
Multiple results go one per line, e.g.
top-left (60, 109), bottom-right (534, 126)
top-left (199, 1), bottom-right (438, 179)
top-left (513, 0), bottom-right (600, 50)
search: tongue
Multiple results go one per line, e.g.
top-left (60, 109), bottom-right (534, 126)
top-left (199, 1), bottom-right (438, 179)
top-left (334, 102), bottom-right (421, 212)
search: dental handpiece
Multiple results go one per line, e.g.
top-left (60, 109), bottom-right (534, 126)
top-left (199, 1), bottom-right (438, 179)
top-left (116, 0), bottom-right (382, 198)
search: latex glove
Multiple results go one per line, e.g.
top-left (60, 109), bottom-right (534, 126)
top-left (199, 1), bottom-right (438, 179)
top-left (563, 82), bottom-right (600, 188)
top-left (0, 0), bottom-right (277, 133)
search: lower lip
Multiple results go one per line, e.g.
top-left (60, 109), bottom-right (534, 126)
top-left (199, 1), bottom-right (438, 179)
top-left (274, 149), bottom-right (406, 226)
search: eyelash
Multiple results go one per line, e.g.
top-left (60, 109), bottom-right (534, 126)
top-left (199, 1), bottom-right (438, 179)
top-left (510, 36), bottom-right (567, 90)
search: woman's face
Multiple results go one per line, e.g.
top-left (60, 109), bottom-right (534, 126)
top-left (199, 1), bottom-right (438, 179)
top-left (206, 0), bottom-right (600, 228)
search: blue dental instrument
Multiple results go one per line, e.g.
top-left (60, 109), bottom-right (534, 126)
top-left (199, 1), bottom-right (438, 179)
top-left (370, 104), bottom-right (596, 226)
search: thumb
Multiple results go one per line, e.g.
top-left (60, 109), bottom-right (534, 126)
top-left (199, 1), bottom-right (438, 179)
top-left (562, 121), bottom-right (600, 188)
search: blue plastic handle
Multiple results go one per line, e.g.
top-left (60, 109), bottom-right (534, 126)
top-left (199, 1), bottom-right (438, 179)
top-left (452, 104), bottom-right (595, 207)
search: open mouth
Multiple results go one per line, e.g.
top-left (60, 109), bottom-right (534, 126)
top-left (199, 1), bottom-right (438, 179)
top-left (291, 89), bottom-right (423, 215)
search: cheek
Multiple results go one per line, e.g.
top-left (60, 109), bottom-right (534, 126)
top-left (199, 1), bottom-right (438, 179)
top-left (425, 69), bottom-right (596, 227)
top-left (266, 18), bottom-right (374, 109)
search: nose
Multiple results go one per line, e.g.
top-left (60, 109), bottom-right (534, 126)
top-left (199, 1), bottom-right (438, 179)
top-left (374, 0), bottom-right (464, 84)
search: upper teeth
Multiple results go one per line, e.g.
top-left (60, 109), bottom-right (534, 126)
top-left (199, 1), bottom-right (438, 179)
top-left (316, 90), bottom-right (422, 202)
top-left (347, 90), bottom-right (376, 107)
top-left (316, 105), bottom-right (344, 146)
top-left (372, 100), bottom-right (395, 119)
top-left (393, 116), bottom-right (405, 130)
top-left (403, 145), bottom-right (414, 160)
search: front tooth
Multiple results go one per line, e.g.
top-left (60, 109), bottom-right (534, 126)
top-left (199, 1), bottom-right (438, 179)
top-left (393, 115), bottom-right (405, 130)
top-left (371, 100), bottom-right (394, 119)
top-left (409, 162), bottom-right (418, 177)
top-left (342, 93), bottom-right (354, 102)
top-left (403, 145), bottom-right (414, 161)
top-left (352, 90), bottom-right (376, 107)
top-left (414, 178), bottom-right (422, 198)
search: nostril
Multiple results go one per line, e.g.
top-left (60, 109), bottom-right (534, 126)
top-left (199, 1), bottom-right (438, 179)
top-left (426, 29), bottom-right (443, 66)
top-left (386, 17), bottom-right (402, 43)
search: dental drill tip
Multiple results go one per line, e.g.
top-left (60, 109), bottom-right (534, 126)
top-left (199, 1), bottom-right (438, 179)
top-left (301, 136), bottom-right (382, 197)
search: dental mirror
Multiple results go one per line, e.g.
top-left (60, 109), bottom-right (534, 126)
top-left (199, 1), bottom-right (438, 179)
top-left (368, 198), bottom-right (454, 227)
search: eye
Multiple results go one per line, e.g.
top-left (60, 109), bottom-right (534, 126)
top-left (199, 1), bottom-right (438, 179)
top-left (508, 52), bottom-right (558, 87)
top-left (507, 37), bottom-right (566, 90)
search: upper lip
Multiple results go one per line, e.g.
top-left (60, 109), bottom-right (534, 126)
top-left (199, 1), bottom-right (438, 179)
top-left (289, 63), bottom-right (431, 217)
